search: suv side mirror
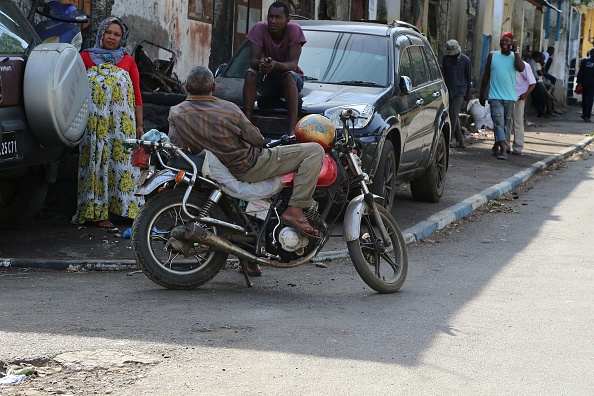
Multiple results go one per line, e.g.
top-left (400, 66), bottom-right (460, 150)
top-left (214, 63), bottom-right (228, 78)
top-left (399, 76), bottom-right (412, 95)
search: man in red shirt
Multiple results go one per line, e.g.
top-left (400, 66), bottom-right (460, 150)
top-left (242, 1), bottom-right (306, 135)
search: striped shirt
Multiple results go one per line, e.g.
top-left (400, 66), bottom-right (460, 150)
top-left (168, 95), bottom-right (264, 177)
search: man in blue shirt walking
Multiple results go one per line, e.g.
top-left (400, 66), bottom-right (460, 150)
top-left (479, 31), bottom-right (525, 160)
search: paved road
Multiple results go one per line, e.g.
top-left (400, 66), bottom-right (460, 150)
top-left (0, 105), bottom-right (592, 266)
top-left (0, 142), bottom-right (592, 395)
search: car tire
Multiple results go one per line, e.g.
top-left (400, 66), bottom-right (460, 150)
top-left (0, 168), bottom-right (49, 229)
top-left (410, 131), bottom-right (447, 203)
top-left (371, 140), bottom-right (397, 212)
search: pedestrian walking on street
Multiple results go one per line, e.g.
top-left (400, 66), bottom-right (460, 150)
top-left (442, 39), bottom-right (472, 149)
top-left (508, 60), bottom-right (536, 155)
top-left (576, 49), bottom-right (594, 122)
top-left (479, 32), bottom-right (525, 160)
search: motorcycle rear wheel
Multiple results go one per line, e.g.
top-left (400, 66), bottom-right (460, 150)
top-left (132, 189), bottom-right (229, 289)
top-left (347, 204), bottom-right (408, 293)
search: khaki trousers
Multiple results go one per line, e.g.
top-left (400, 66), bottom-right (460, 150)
top-left (239, 142), bottom-right (325, 208)
top-left (509, 99), bottom-right (525, 152)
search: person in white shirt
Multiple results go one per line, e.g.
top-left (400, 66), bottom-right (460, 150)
top-left (508, 61), bottom-right (536, 155)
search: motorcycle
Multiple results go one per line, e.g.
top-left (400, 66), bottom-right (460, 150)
top-left (125, 110), bottom-right (408, 293)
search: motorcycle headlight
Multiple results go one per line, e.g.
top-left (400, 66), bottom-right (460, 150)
top-left (324, 104), bottom-right (374, 129)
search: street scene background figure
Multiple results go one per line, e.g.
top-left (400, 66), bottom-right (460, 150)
top-left (543, 46), bottom-right (557, 85)
top-left (479, 31), bottom-right (524, 160)
top-left (72, 16), bottom-right (145, 228)
top-left (442, 39), bottom-right (472, 149)
top-left (576, 49), bottom-right (594, 122)
top-left (242, 1), bottom-right (306, 135)
top-left (508, 60), bottom-right (536, 155)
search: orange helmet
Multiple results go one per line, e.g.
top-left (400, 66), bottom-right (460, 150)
top-left (294, 114), bottom-right (336, 150)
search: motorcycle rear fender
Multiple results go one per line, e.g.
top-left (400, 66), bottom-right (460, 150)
top-left (134, 169), bottom-right (176, 196)
top-left (342, 193), bottom-right (384, 242)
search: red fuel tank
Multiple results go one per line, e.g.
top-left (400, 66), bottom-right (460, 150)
top-left (280, 153), bottom-right (338, 187)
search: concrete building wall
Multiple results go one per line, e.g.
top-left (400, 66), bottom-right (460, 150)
top-left (110, 0), bottom-right (211, 85)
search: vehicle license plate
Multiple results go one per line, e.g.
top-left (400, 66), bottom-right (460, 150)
top-left (0, 131), bottom-right (18, 161)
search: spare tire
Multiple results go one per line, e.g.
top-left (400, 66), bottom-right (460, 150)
top-left (23, 43), bottom-right (89, 148)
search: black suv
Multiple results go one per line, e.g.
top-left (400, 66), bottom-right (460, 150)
top-left (0, 0), bottom-right (89, 228)
top-left (214, 20), bottom-right (451, 211)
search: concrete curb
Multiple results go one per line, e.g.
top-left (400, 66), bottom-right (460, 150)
top-left (2, 136), bottom-right (592, 270)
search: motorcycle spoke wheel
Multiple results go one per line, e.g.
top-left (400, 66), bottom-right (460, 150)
top-left (132, 189), bottom-right (228, 289)
top-left (149, 205), bottom-right (209, 272)
top-left (347, 204), bottom-right (408, 293)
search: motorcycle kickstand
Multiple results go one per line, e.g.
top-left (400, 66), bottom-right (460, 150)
top-left (238, 260), bottom-right (253, 288)
top-left (242, 270), bottom-right (253, 288)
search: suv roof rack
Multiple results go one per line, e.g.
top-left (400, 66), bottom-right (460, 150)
top-left (388, 20), bottom-right (421, 34)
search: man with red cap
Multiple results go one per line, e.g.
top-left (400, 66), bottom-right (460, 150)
top-left (479, 31), bottom-right (525, 160)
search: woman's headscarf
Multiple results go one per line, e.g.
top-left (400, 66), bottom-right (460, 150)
top-left (86, 16), bottom-right (129, 66)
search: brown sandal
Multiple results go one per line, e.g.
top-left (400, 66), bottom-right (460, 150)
top-left (281, 216), bottom-right (319, 237)
top-left (238, 261), bottom-right (262, 277)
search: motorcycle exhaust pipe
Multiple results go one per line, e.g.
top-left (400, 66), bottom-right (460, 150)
top-left (172, 223), bottom-right (320, 268)
top-left (184, 222), bottom-right (265, 264)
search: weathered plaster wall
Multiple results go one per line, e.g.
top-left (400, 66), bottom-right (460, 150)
top-left (385, 1), bottom-right (401, 21)
top-left (111, 0), bottom-right (212, 84)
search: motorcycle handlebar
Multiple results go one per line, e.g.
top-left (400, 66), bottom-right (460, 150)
top-left (125, 138), bottom-right (176, 150)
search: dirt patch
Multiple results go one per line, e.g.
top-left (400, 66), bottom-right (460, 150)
top-left (1, 353), bottom-right (157, 395)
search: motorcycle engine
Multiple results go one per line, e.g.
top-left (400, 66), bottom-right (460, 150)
top-left (265, 223), bottom-right (316, 261)
top-left (277, 227), bottom-right (310, 254)
top-left (264, 201), bottom-right (323, 261)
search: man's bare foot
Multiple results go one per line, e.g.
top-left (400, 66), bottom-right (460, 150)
top-left (92, 219), bottom-right (114, 228)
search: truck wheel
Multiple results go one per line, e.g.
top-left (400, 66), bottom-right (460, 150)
top-left (0, 168), bottom-right (49, 229)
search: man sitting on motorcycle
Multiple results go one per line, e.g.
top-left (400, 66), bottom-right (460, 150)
top-left (168, 66), bottom-right (325, 276)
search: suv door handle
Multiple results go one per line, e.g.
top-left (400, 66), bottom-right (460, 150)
top-left (432, 91), bottom-right (441, 98)
top-left (415, 99), bottom-right (424, 106)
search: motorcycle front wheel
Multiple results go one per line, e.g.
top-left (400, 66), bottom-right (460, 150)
top-left (347, 204), bottom-right (408, 294)
top-left (132, 188), bottom-right (229, 289)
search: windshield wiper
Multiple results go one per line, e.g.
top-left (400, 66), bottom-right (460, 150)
top-left (333, 80), bottom-right (384, 87)
top-left (303, 75), bottom-right (318, 81)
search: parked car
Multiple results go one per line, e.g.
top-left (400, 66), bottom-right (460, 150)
top-left (214, 20), bottom-right (451, 211)
top-left (0, 0), bottom-right (89, 228)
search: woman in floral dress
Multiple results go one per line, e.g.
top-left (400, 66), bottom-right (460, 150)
top-left (72, 16), bottom-right (144, 228)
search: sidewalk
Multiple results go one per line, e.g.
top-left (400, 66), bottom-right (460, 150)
top-left (1, 105), bottom-right (592, 269)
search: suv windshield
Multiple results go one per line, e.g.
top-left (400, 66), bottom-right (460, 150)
top-left (0, 0), bottom-right (39, 55)
top-left (225, 30), bottom-right (390, 87)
